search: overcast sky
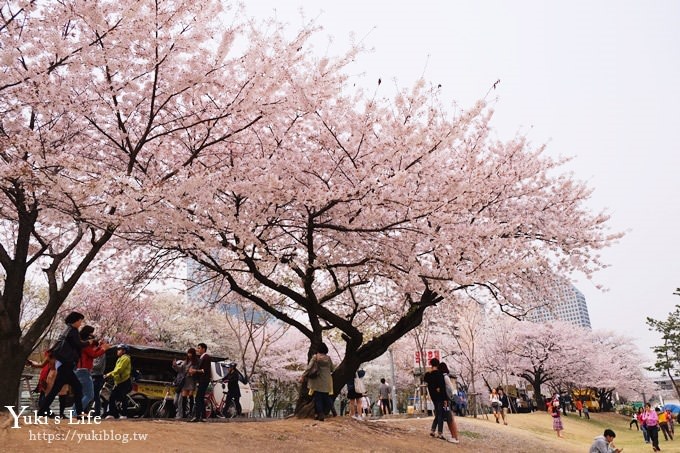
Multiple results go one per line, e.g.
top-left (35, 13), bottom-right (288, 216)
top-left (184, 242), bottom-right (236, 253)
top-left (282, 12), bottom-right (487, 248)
top-left (249, 0), bottom-right (680, 363)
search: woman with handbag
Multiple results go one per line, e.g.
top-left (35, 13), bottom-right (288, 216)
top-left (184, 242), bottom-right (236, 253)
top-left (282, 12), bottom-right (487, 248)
top-left (347, 369), bottom-right (366, 420)
top-left (301, 343), bottom-right (334, 421)
top-left (172, 348), bottom-right (198, 419)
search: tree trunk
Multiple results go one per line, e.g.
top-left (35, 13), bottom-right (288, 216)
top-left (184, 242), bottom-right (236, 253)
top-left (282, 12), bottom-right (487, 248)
top-left (291, 290), bottom-right (444, 418)
top-left (0, 337), bottom-right (30, 410)
top-left (532, 381), bottom-right (546, 411)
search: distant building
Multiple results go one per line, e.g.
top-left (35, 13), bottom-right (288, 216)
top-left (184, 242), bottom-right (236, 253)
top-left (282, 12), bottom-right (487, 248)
top-left (526, 284), bottom-right (592, 329)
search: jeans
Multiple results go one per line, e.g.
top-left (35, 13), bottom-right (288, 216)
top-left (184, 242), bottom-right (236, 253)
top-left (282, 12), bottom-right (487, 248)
top-left (430, 399), bottom-right (445, 434)
top-left (108, 379), bottom-right (132, 418)
top-left (313, 391), bottom-right (332, 419)
top-left (92, 375), bottom-right (105, 416)
top-left (194, 380), bottom-right (209, 419)
top-left (642, 425), bottom-right (650, 442)
top-left (74, 369), bottom-right (94, 413)
top-left (38, 362), bottom-right (83, 416)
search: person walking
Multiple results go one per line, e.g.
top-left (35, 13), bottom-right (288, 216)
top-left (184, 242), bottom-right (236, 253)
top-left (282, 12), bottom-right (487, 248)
top-left (639, 407), bottom-right (650, 444)
top-left (575, 399), bottom-right (583, 418)
top-left (589, 428), bottom-right (622, 453)
top-left (489, 388), bottom-right (501, 424)
top-left (172, 348), bottom-right (198, 419)
top-left (37, 311), bottom-right (94, 417)
top-left (74, 326), bottom-right (110, 413)
top-left (643, 403), bottom-right (661, 451)
top-left (424, 358), bottom-right (446, 441)
top-left (630, 408), bottom-right (640, 430)
top-left (27, 351), bottom-right (55, 416)
top-left (659, 406), bottom-right (674, 441)
top-left (438, 362), bottom-right (460, 444)
top-left (300, 342), bottom-right (334, 421)
top-left (104, 344), bottom-right (132, 419)
top-left (189, 342), bottom-right (211, 422)
top-left (224, 362), bottom-right (247, 416)
top-left (498, 388), bottom-right (510, 425)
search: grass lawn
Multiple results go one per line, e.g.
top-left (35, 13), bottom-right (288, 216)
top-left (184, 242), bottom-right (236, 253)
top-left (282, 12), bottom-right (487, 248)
top-left (486, 410), bottom-right (679, 452)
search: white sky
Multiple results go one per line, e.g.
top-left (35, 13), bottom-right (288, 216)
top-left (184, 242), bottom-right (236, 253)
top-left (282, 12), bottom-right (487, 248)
top-left (248, 0), bottom-right (680, 362)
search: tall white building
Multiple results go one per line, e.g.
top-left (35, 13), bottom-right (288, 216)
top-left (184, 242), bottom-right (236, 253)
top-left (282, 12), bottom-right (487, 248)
top-left (526, 284), bottom-right (592, 329)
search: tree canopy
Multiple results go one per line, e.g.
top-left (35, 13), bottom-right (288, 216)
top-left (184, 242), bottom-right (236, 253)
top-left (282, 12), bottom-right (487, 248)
top-left (0, 0), bottom-right (620, 410)
top-left (646, 292), bottom-right (680, 400)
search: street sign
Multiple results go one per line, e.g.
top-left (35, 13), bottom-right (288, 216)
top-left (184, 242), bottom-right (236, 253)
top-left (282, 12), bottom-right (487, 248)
top-left (415, 349), bottom-right (441, 368)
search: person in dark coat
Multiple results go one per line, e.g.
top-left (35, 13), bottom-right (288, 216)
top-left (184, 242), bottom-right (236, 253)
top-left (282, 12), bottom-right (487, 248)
top-left (224, 362), bottom-right (247, 416)
top-left (424, 358), bottom-right (446, 439)
top-left (37, 311), bottom-right (94, 417)
top-left (189, 342), bottom-right (211, 422)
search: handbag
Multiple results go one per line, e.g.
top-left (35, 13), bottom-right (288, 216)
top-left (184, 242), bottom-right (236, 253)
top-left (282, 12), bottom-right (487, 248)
top-left (306, 356), bottom-right (320, 379)
top-left (353, 374), bottom-right (366, 394)
top-left (173, 373), bottom-right (186, 392)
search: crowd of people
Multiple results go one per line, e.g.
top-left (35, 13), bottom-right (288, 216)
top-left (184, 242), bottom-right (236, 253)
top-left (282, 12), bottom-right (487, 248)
top-left (25, 313), bottom-right (680, 452)
top-left (26, 311), bottom-right (246, 422)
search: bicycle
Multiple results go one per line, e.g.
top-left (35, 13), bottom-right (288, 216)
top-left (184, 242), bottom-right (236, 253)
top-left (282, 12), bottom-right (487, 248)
top-left (99, 378), bottom-right (149, 418)
top-left (203, 380), bottom-right (238, 419)
top-left (150, 383), bottom-right (175, 418)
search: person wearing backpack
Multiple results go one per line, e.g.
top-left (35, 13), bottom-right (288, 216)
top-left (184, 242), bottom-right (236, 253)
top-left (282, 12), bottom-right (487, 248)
top-left (37, 311), bottom-right (94, 417)
top-left (104, 344), bottom-right (132, 419)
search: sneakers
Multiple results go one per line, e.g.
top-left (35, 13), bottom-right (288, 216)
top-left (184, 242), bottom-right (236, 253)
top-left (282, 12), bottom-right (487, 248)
top-left (429, 431), bottom-right (435, 437)
top-left (436, 433), bottom-right (446, 440)
top-left (104, 415), bottom-right (115, 420)
top-left (447, 438), bottom-right (460, 444)
top-left (119, 416), bottom-right (127, 420)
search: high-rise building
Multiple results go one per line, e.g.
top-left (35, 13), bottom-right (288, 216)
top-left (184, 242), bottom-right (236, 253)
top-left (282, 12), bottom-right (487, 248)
top-left (526, 284), bottom-right (592, 329)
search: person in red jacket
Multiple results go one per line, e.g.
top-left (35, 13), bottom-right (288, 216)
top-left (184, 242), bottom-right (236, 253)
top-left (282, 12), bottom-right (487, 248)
top-left (27, 351), bottom-right (56, 415)
top-left (75, 326), bottom-right (111, 413)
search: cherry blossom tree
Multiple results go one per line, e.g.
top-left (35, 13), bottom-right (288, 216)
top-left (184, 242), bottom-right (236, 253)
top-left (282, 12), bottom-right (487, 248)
top-left (149, 37), bottom-right (620, 415)
top-left (0, 0), bottom-right (330, 407)
top-left (450, 297), bottom-right (492, 402)
top-left (584, 330), bottom-right (652, 410)
top-left (252, 327), bottom-right (309, 417)
top-left (494, 320), bottom-right (590, 410)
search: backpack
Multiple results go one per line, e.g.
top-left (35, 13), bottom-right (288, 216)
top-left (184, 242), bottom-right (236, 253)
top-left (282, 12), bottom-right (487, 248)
top-left (48, 327), bottom-right (73, 364)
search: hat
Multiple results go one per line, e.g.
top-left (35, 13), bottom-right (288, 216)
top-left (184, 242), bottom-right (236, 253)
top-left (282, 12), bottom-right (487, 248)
top-left (227, 362), bottom-right (237, 368)
top-left (117, 344), bottom-right (129, 352)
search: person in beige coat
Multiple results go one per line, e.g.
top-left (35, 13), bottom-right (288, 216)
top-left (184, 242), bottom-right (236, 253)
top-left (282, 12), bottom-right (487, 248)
top-left (301, 342), bottom-right (334, 421)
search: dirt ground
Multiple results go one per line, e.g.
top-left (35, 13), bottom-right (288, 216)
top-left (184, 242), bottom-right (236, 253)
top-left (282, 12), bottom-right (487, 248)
top-left (1, 410), bottom-right (674, 452)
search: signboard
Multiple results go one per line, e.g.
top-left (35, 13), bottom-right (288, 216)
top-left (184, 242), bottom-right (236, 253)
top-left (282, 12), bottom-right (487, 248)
top-left (414, 349), bottom-right (441, 368)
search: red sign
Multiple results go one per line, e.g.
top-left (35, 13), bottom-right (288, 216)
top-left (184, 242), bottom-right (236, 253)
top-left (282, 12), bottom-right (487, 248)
top-left (415, 349), bottom-right (441, 368)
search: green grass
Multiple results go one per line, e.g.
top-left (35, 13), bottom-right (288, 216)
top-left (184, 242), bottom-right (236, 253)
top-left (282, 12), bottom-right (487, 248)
top-left (499, 411), bottom-right (680, 452)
